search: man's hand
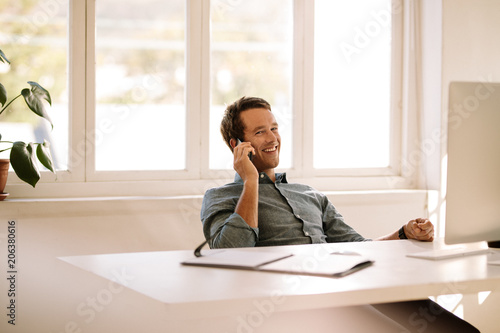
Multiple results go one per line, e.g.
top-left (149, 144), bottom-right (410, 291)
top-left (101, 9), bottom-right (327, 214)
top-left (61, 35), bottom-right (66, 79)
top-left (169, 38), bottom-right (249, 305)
top-left (232, 140), bottom-right (259, 229)
top-left (233, 140), bottom-right (258, 182)
top-left (404, 218), bottom-right (434, 241)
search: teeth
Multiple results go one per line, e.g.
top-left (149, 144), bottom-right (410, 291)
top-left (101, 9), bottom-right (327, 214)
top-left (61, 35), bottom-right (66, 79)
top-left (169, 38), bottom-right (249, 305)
top-left (263, 147), bottom-right (277, 152)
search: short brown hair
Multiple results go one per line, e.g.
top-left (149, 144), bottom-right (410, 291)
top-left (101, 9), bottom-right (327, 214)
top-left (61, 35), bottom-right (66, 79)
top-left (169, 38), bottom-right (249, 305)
top-left (220, 96), bottom-right (272, 151)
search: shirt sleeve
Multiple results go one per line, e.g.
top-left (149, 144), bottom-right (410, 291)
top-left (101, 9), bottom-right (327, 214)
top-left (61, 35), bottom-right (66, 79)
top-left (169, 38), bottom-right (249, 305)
top-left (319, 194), bottom-right (369, 242)
top-left (200, 187), bottom-right (259, 248)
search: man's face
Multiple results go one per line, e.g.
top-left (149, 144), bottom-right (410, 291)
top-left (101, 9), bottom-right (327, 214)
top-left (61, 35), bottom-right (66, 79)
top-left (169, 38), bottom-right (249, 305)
top-left (239, 108), bottom-right (281, 173)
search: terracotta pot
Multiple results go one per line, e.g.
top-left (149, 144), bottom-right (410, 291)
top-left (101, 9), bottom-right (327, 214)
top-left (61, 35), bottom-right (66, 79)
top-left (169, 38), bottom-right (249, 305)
top-left (0, 159), bottom-right (9, 199)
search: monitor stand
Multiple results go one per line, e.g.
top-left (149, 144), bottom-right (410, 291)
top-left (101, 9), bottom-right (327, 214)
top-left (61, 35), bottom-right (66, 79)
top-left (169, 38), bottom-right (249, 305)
top-left (488, 241), bottom-right (500, 249)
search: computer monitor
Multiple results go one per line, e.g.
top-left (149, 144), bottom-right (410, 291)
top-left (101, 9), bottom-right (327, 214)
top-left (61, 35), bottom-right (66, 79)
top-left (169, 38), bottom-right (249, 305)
top-left (445, 81), bottom-right (500, 248)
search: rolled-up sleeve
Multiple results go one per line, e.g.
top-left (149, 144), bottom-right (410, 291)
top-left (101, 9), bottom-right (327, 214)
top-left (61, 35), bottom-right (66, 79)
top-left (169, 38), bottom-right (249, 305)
top-left (201, 187), bottom-right (259, 248)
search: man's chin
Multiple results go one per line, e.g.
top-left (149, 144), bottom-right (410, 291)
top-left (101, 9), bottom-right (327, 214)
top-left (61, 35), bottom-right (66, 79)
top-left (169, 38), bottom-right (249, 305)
top-left (254, 159), bottom-right (279, 172)
top-left (265, 159), bottom-right (280, 170)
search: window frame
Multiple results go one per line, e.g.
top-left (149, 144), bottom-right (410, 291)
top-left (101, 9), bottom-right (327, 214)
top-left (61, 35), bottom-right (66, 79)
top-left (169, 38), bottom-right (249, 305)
top-left (7, 0), bottom-right (420, 199)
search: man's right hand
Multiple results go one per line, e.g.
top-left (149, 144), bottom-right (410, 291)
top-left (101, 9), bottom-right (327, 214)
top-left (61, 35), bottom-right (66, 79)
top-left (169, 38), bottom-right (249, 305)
top-left (233, 140), bottom-right (258, 182)
top-left (232, 139), bottom-right (259, 229)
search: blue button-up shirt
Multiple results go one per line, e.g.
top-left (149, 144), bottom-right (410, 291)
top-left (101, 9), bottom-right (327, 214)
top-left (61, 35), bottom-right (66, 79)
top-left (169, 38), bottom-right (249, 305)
top-left (200, 172), bottom-right (367, 248)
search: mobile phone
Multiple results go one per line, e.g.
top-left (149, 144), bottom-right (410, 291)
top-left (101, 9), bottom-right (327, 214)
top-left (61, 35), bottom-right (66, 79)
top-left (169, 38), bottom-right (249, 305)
top-left (236, 139), bottom-right (253, 161)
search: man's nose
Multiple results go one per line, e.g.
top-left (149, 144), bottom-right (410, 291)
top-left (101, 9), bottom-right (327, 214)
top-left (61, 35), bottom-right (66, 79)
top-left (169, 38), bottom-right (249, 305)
top-left (265, 131), bottom-right (278, 143)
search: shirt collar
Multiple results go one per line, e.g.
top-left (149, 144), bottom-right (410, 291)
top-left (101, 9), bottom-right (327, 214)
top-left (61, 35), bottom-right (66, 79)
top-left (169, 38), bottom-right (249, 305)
top-left (234, 172), bottom-right (288, 184)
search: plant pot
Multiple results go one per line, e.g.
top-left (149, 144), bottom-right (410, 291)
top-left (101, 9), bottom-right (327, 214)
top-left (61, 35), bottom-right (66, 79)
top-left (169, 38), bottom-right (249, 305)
top-left (0, 159), bottom-right (10, 200)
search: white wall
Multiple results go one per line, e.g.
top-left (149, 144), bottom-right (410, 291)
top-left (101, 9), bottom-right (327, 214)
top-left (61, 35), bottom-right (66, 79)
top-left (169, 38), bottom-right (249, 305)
top-left (442, 0), bottom-right (500, 84)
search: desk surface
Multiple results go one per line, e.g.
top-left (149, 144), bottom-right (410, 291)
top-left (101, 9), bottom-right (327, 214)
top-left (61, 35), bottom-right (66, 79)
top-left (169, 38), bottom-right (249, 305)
top-left (60, 239), bottom-right (500, 319)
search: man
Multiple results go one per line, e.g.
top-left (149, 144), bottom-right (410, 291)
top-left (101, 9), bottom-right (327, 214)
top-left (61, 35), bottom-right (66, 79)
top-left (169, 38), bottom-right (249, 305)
top-left (201, 96), bottom-right (433, 248)
top-left (200, 96), bottom-right (478, 332)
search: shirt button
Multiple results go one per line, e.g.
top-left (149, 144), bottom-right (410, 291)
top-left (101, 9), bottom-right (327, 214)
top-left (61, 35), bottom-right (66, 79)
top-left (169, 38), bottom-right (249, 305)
top-left (305, 232), bottom-right (310, 236)
top-left (260, 174), bottom-right (265, 178)
top-left (296, 214), bottom-right (301, 219)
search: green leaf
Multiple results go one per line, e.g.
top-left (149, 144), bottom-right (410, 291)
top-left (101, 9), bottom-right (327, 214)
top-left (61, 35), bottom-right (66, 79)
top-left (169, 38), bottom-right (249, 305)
top-left (0, 83), bottom-right (6, 107)
top-left (0, 49), bottom-right (10, 64)
top-left (21, 82), bottom-right (53, 128)
top-left (36, 140), bottom-right (55, 173)
top-left (10, 141), bottom-right (40, 187)
top-left (27, 81), bottom-right (52, 105)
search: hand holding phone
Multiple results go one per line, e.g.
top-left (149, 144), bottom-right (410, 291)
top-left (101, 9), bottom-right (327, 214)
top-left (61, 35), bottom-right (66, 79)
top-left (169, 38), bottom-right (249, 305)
top-left (236, 139), bottom-right (253, 161)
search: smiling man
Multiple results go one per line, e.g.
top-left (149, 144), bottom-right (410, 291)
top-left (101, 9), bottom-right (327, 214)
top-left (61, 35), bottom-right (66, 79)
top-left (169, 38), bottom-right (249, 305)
top-left (201, 96), bottom-right (434, 249)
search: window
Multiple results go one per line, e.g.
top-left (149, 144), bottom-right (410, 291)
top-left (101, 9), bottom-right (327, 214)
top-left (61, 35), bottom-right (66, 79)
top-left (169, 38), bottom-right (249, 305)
top-left (2, 0), bottom-right (414, 198)
top-left (94, 0), bottom-right (186, 171)
top-left (313, 0), bottom-right (394, 169)
top-left (0, 0), bottom-right (69, 169)
top-left (209, 0), bottom-right (293, 170)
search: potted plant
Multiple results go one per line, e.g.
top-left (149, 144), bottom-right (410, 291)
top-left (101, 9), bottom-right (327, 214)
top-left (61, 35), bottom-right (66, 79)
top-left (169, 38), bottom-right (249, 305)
top-left (0, 48), bottom-right (55, 195)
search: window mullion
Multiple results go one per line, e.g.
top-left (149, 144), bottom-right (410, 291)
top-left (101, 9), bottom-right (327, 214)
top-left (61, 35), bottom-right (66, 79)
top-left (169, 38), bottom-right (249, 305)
top-left (197, 0), bottom-right (211, 179)
top-left (58, 0), bottom-right (87, 182)
top-left (300, 0), bottom-right (315, 177)
top-left (85, 0), bottom-right (96, 182)
top-left (186, 0), bottom-right (203, 177)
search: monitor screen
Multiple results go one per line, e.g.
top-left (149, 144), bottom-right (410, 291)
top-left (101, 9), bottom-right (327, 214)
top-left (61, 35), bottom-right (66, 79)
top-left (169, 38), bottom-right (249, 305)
top-left (445, 81), bottom-right (500, 245)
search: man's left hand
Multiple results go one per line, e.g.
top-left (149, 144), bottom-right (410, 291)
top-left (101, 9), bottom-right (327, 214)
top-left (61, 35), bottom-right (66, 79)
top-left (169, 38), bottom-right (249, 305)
top-left (404, 218), bottom-right (434, 241)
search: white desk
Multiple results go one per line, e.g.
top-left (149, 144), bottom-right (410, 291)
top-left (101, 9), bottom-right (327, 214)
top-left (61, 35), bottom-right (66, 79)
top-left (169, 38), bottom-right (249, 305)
top-left (58, 239), bottom-right (500, 332)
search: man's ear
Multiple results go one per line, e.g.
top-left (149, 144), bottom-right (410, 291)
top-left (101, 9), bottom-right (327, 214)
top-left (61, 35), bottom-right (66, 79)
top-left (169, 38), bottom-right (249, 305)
top-left (230, 138), bottom-right (237, 149)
